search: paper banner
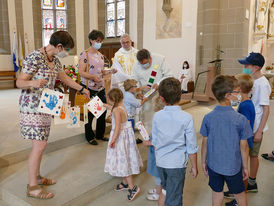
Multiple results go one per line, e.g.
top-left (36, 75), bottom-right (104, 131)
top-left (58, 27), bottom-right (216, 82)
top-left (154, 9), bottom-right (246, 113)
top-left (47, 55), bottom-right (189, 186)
top-left (54, 94), bottom-right (69, 124)
top-left (136, 121), bottom-right (150, 140)
top-left (67, 106), bottom-right (80, 128)
top-left (87, 96), bottom-right (106, 119)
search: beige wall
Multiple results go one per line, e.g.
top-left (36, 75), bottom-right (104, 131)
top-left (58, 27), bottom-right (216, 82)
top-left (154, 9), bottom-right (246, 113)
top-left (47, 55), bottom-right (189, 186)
top-left (143, 0), bottom-right (198, 78)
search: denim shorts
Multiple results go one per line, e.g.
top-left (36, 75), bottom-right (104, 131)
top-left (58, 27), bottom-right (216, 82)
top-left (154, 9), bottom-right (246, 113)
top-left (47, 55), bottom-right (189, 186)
top-left (207, 166), bottom-right (245, 194)
top-left (157, 167), bottom-right (186, 206)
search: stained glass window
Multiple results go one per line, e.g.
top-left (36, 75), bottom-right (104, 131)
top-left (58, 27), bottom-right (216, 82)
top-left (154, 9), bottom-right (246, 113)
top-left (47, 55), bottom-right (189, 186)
top-left (41, 0), bottom-right (67, 46)
top-left (106, 0), bottom-right (126, 38)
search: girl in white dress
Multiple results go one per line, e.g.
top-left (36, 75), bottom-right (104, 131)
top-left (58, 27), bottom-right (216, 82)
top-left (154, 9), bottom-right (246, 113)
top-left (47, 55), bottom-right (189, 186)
top-left (104, 88), bottom-right (143, 201)
top-left (180, 61), bottom-right (192, 93)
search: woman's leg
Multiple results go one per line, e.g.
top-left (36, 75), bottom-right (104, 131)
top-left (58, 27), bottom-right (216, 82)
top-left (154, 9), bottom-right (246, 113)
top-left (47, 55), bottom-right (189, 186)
top-left (85, 111), bottom-right (95, 142)
top-left (95, 90), bottom-right (107, 140)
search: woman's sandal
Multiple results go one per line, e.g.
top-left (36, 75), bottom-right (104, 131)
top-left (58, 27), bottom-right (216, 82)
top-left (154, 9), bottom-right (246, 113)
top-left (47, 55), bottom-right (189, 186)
top-left (26, 185), bottom-right (54, 199)
top-left (114, 182), bottom-right (129, 191)
top-left (37, 175), bottom-right (56, 185)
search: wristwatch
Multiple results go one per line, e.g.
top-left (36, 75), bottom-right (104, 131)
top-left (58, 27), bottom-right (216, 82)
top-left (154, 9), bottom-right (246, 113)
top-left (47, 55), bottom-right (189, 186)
top-left (79, 86), bottom-right (85, 94)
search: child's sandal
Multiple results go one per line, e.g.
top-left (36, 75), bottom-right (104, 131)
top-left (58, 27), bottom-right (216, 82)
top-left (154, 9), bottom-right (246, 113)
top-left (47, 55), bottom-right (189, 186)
top-left (114, 182), bottom-right (129, 191)
top-left (26, 185), bottom-right (54, 199)
top-left (37, 175), bottom-right (56, 185)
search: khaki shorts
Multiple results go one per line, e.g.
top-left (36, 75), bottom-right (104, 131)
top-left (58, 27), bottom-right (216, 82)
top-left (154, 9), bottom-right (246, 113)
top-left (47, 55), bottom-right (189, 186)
top-left (249, 136), bottom-right (263, 157)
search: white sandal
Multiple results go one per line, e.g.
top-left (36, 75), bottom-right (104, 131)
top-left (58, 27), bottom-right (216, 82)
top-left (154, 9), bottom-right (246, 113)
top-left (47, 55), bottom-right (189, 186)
top-left (147, 188), bottom-right (157, 194)
top-left (146, 193), bottom-right (159, 201)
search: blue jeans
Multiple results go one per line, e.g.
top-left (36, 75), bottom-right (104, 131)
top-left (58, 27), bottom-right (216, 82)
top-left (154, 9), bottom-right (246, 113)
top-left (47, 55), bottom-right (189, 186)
top-left (157, 167), bottom-right (186, 206)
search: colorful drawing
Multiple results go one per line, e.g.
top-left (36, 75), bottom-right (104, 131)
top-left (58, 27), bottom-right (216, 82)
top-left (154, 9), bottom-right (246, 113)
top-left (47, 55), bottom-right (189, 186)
top-left (87, 96), bottom-right (106, 119)
top-left (43, 0), bottom-right (52, 7)
top-left (56, 0), bottom-right (65, 8)
top-left (136, 121), bottom-right (150, 140)
top-left (67, 106), bottom-right (80, 128)
top-left (144, 88), bottom-right (156, 99)
top-left (54, 94), bottom-right (69, 124)
top-left (38, 88), bottom-right (64, 116)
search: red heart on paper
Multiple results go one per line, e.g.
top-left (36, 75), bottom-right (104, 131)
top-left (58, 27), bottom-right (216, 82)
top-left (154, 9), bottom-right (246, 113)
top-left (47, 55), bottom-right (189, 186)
top-left (72, 108), bottom-right (74, 111)
top-left (94, 111), bottom-right (97, 114)
top-left (41, 106), bottom-right (43, 108)
top-left (97, 99), bottom-right (99, 101)
top-left (59, 96), bottom-right (63, 99)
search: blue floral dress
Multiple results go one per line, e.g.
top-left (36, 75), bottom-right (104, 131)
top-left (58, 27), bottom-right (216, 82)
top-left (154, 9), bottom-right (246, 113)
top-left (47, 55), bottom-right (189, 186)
top-left (19, 50), bottom-right (63, 141)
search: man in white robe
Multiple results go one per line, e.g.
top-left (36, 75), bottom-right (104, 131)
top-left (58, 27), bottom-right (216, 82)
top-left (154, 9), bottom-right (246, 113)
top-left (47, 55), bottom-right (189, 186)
top-left (132, 49), bottom-right (173, 133)
top-left (111, 34), bottom-right (138, 88)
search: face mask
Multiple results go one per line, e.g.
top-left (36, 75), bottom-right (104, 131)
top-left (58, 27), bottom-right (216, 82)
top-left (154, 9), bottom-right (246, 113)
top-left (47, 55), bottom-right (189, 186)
top-left (57, 50), bottom-right (69, 58)
top-left (230, 94), bottom-right (242, 106)
top-left (183, 64), bottom-right (187, 69)
top-left (141, 62), bottom-right (150, 69)
top-left (93, 42), bottom-right (102, 50)
top-left (242, 68), bottom-right (252, 75)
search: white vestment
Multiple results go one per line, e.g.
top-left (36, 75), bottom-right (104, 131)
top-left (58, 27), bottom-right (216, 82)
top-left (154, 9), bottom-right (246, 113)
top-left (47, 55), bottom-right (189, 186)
top-left (180, 68), bottom-right (192, 91)
top-left (111, 47), bottom-right (138, 88)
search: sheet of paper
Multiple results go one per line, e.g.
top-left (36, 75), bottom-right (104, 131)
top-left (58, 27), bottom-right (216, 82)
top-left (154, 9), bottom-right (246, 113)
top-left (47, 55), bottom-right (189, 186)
top-left (67, 106), bottom-right (81, 128)
top-left (87, 96), bottom-right (106, 119)
top-left (54, 94), bottom-right (70, 124)
top-left (136, 121), bottom-right (150, 140)
top-left (144, 88), bottom-right (156, 98)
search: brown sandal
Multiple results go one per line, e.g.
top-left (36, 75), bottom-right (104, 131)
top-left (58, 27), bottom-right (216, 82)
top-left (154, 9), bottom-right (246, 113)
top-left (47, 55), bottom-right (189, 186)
top-left (26, 185), bottom-right (54, 199)
top-left (37, 175), bottom-right (56, 185)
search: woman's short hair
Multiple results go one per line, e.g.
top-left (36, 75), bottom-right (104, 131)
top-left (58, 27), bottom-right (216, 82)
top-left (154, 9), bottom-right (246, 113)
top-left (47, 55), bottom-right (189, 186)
top-left (49, 31), bottom-right (74, 49)
top-left (235, 73), bottom-right (253, 94)
top-left (88, 30), bottom-right (105, 43)
top-left (137, 49), bottom-right (151, 62)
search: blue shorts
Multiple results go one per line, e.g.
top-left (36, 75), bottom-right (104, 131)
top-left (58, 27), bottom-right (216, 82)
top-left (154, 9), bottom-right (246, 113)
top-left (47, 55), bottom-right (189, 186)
top-left (128, 118), bottom-right (135, 131)
top-left (207, 166), bottom-right (245, 194)
top-left (157, 167), bottom-right (186, 206)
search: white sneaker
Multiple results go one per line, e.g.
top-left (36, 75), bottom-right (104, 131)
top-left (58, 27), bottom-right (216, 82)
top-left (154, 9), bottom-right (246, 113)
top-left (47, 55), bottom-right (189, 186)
top-left (147, 188), bottom-right (157, 194)
top-left (146, 193), bottom-right (159, 201)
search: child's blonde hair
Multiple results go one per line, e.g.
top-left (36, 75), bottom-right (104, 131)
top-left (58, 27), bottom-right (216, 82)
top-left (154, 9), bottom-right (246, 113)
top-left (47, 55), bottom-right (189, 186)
top-left (235, 74), bottom-right (253, 94)
top-left (107, 88), bottom-right (124, 111)
top-left (153, 96), bottom-right (165, 112)
top-left (123, 79), bottom-right (137, 91)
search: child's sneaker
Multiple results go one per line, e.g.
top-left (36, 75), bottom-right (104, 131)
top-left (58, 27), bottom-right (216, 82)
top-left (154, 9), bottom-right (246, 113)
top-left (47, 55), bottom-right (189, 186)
top-left (146, 193), bottom-right (159, 201)
top-left (147, 188), bottom-right (157, 194)
top-left (224, 191), bottom-right (234, 199)
top-left (225, 199), bottom-right (238, 206)
top-left (127, 185), bottom-right (140, 201)
top-left (246, 183), bottom-right (258, 193)
top-left (114, 182), bottom-right (129, 191)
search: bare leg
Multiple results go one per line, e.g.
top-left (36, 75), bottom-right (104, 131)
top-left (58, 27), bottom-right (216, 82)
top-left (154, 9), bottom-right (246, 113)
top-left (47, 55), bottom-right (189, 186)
top-left (250, 156), bottom-right (259, 178)
top-left (234, 192), bottom-right (247, 206)
top-left (122, 177), bottom-right (128, 185)
top-left (156, 185), bottom-right (162, 195)
top-left (125, 175), bottom-right (134, 189)
top-left (212, 191), bottom-right (223, 206)
top-left (158, 191), bottom-right (165, 206)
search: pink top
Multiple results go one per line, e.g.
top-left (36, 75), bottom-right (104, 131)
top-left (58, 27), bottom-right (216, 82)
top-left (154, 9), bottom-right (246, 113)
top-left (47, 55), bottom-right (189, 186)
top-left (80, 51), bottom-right (105, 91)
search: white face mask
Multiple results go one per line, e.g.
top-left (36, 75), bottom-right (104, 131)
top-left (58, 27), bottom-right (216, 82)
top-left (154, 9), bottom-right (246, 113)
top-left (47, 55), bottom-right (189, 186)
top-left (141, 62), bottom-right (150, 69)
top-left (230, 94), bottom-right (242, 106)
top-left (57, 50), bottom-right (69, 58)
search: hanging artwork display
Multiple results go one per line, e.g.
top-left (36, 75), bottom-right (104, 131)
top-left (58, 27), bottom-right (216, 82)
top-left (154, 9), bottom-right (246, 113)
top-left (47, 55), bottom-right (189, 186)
top-left (54, 94), bottom-right (69, 124)
top-left (254, 0), bottom-right (270, 34)
top-left (56, 0), bottom-right (65, 8)
top-left (42, 0), bottom-right (53, 9)
top-left (67, 106), bottom-right (80, 128)
top-left (87, 96), bottom-right (106, 119)
top-left (38, 88), bottom-right (64, 116)
top-left (156, 0), bottom-right (182, 39)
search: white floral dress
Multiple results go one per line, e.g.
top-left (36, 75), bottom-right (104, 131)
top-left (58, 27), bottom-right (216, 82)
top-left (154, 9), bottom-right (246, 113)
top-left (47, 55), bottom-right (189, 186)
top-left (104, 106), bottom-right (143, 177)
top-left (19, 50), bottom-right (63, 141)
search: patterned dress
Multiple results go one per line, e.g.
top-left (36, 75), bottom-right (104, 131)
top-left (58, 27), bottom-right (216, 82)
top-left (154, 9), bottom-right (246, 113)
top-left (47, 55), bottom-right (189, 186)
top-left (19, 50), bottom-right (63, 141)
top-left (104, 107), bottom-right (143, 177)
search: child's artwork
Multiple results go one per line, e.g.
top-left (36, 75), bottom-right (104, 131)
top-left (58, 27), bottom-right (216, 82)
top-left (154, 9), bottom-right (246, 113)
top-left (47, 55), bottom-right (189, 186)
top-left (87, 96), bottom-right (106, 119)
top-left (83, 103), bottom-right (88, 124)
top-left (54, 94), bottom-right (69, 124)
top-left (67, 106), bottom-right (80, 128)
top-left (38, 88), bottom-right (64, 116)
top-left (136, 121), bottom-right (150, 140)
top-left (144, 88), bottom-right (156, 98)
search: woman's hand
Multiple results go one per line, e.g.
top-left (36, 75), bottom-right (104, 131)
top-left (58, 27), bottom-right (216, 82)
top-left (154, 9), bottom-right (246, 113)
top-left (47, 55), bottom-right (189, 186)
top-left (93, 75), bottom-right (103, 83)
top-left (181, 75), bottom-right (185, 79)
top-left (82, 88), bottom-right (90, 99)
top-left (103, 103), bottom-right (113, 110)
top-left (32, 79), bottom-right (48, 88)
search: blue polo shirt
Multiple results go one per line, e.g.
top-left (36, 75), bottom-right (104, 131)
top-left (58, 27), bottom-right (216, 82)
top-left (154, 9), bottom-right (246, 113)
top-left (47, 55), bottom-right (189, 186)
top-left (152, 106), bottom-right (198, 169)
top-left (123, 91), bottom-right (141, 118)
top-left (200, 106), bottom-right (253, 176)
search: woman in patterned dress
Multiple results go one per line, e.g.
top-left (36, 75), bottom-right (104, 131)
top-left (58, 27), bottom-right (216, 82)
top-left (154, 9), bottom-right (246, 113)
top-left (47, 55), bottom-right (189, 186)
top-left (16, 31), bottom-right (90, 199)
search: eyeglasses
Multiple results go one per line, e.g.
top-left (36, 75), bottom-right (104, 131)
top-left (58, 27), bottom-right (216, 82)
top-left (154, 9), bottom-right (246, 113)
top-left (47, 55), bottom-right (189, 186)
top-left (230, 90), bottom-right (240, 94)
top-left (121, 41), bottom-right (130, 44)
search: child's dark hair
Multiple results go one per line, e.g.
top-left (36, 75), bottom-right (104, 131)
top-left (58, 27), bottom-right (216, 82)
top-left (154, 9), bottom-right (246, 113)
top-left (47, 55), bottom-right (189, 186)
top-left (212, 75), bottom-right (238, 102)
top-left (158, 77), bottom-right (181, 105)
top-left (107, 88), bottom-right (124, 111)
top-left (88, 30), bottom-right (105, 45)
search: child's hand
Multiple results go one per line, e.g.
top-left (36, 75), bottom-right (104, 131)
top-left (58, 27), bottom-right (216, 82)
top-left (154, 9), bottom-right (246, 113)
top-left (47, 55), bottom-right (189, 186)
top-left (109, 139), bottom-right (116, 148)
top-left (202, 163), bottom-right (208, 177)
top-left (242, 167), bottom-right (249, 181)
top-left (190, 167), bottom-right (198, 179)
top-left (142, 140), bottom-right (151, 147)
top-left (103, 103), bottom-right (112, 110)
top-left (253, 131), bottom-right (263, 142)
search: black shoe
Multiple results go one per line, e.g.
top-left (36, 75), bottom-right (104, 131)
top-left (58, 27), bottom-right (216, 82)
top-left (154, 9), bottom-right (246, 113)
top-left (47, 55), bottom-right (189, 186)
top-left (136, 138), bottom-right (143, 144)
top-left (225, 199), bottom-right (238, 206)
top-left (114, 182), bottom-right (129, 192)
top-left (127, 185), bottom-right (140, 201)
top-left (247, 183), bottom-right (258, 193)
top-left (224, 191), bottom-right (234, 199)
top-left (261, 153), bottom-right (274, 162)
top-left (96, 137), bottom-right (109, 141)
top-left (88, 139), bottom-right (98, 145)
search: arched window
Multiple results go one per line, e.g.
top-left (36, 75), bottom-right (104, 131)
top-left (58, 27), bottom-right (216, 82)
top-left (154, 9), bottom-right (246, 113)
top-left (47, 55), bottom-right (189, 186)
top-left (41, 0), bottom-right (67, 46)
top-left (106, 0), bottom-right (126, 38)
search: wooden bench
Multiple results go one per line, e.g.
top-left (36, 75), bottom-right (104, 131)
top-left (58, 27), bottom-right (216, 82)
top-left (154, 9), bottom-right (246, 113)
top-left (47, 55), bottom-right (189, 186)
top-left (0, 71), bottom-right (17, 88)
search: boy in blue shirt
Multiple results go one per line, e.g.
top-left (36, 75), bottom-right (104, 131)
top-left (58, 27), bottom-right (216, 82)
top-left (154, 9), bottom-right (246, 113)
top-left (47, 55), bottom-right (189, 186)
top-left (200, 75), bottom-right (253, 206)
top-left (152, 77), bottom-right (198, 206)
